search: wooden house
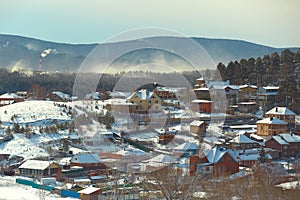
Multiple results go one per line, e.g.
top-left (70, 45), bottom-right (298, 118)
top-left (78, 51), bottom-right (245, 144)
top-left (78, 186), bottom-right (102, 200)
top-left (18, 160), bottom-right (61, 177)
top-left (190, 120), bottom-right (208, 135)
top-left (256, 117), bottom-right (288, 136)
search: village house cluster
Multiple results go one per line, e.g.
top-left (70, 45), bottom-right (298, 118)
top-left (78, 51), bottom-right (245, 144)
top-left (0, 76), bottom-right (300, 199)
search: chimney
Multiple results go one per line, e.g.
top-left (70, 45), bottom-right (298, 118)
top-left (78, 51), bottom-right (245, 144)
top-left (275, 106), bottom-right (278, 112)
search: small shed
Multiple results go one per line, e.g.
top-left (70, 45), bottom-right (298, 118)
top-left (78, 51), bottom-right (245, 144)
top-left (190, 120), bottom-right (208, 135)
top-left (78, 186), bottom-right (102, 200)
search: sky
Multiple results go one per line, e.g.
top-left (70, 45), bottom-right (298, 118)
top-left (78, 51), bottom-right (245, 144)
top-left (1, 0), bottom-right (300, 47)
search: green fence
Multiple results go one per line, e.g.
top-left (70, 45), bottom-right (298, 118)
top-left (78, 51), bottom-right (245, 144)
top-left (16, 178), bottom-right (55, 191)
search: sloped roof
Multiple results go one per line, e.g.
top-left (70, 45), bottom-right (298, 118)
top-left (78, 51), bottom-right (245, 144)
top-left (174, 142), bottom-right (198, 151)
top-left (78, 186), bottom-right (101, 194)
top-left (230, 134), bottom-right (258, 144)
top-left (70, 153), bottom-right (102, 164)
top-left (256, 117), bottom-right (288, 125)
top-left (19, 160), bottom-right (54, 170)
top-left (52, 91), bottom-right (71, 100)
top-left (145, 154), bottom-right (176, 164)
top-left (279, 134), bottom-right (300, 143)
top-left (239, 84), bottom-right (257, 89)
top-left (127, 89), bottom-right (156, 101)
top-left (224, 85), bottom-right (240, 90)
top-left (190, 120), bottom-right (205, 127)
top-left (266, 107), bottom-right (295, 115)
top-left (0, 93), bottom-right (23, 99)
top-left (204, 146), bottom-right (238, 164)
top-left (271, 136), bottom-right (289, 145)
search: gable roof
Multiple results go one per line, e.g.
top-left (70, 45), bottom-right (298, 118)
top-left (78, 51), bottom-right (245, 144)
top-left (279, 134), bottom-right (300, 143)
top-left (203, 146), bottom-right (238, 164)
top-left (239, 84), bottom-right (257, 89)
top-left (78, 186), bottom-right (101, 194)
top-left (19, 160), bottom-right (55, 170)
top-left (230, 134), bottom-right (258, 144)
top-left (70, 153), bottom-right (102, 164)
top-left (174, 142), bottom-right (198, 151)
top-left (0, 93), bottom-right (23, 99)
top-left (256, 117), bottom-right (288, 125)
top-left (270, 136), bottom-right (289, 145)
top-left (51, 91), bottom-right (71, 101)
top-left (144, 154), bottom-right (176, 164)
top-left (127, 89), bottom-right (158, 101)
top-left (190, 120), bottom-right (206, 127)
top-left (266, 107), bottom-right (295, 115)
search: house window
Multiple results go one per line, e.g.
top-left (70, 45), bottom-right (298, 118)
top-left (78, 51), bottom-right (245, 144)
top-left (155, 100), bottom-right (158, 103)
top-left (148, 101), bottom-right (151, 104)
top-left (220, 157), bottom-right (224, 162)
top-left (283, 146), bottom-right (288, 150)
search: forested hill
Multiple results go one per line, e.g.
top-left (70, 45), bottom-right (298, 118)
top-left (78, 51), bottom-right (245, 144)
top-left (0, 34), bottom-right (298, 72)
top-left (217, 49), bottom-right (300, 111)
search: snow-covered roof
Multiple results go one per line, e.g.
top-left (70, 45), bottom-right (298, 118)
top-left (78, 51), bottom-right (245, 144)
top-left (204, 146), bottom-right (238, 164)
top-left (224, 85), bottom-right (240, 90)
top-left (238, 154), bottom-right (260, 161)
top-left (193, 88), bottom-right (209, 91)
top-left (0, 93), bottom-right (23, 99)
top-left (256, 117), bottom-right (288, 125)
top-left (271, 136), bottom-right (289, 145)
top-left (263, 86), bottom-right (279, 90)
top-left (110, 91), bottom-right (130, 98)
top-left (19, 160), bottom-right (55, 170)
top-left (144, 154), bottom-right (176, 164)
top-left (275, 181), bottom-right (300, 190)
top-left (52, 91), bottom-right (71, 100)
top-left (78, 186), bottom-right (101, 194)
top-left (85, 92), bottom-right (100, 100)
top-left (230, 134), bottom-right (258, 144)
top-left (266, 107), bottom-right (295, 116)
top-left (239, 84), bottom-right (257, 89)
top-left (70, 153), bottom-right (102, 164)
top-left (192, 99), bottom-right (213, 103)
top-left (190, 120), bottom-right (205, 127)
top-left (116, 149), bottom-right (146, 156)
top-left (174, 142), bottom-right (198, 151)
top-left (127, 89), bottom-right (156, 101)
top-left (279, 134), bottom-right (300, 143)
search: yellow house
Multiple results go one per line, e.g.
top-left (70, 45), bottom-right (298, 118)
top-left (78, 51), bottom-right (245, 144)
top-left (256, 117), bottom-right (288, 136)
top-left (126, 89), bottom-right (162, 113)
top-left (265, 107), bottom-right (296, 127)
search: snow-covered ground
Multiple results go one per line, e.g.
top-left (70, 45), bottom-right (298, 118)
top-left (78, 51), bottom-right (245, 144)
top-left (0, 101), bottom-right (71, 126)
top-left (0, 176), bottom-right (76, 200)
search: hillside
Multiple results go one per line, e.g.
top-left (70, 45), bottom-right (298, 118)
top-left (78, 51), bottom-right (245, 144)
top-left (0, 34), bottom-right (298, 72)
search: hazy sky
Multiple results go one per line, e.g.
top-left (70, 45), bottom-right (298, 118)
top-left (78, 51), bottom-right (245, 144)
top-left (1, 0), bottom-right (300, 47)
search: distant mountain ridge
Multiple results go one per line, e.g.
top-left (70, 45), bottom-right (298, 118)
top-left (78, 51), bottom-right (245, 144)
top-left (0, 34), bottom-right (298, 72)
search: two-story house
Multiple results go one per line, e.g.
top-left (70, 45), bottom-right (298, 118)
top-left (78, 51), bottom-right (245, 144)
top-left (265, 106), bottom-right (296, 127)
top-left (126, 89), bottom-right (162, 113)
top-left (256, 117), bottom-right (288, 136)
top-left (190, 146), bottom-right (239, 177)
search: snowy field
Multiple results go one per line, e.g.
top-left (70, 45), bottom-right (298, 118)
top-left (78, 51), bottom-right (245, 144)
top-left (0, 176), bottom-right (76, 200)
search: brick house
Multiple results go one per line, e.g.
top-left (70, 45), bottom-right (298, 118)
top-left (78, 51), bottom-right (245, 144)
top-left (190, 146), bottom-right (239, 177)
top-left (256, 117), bottom-right (288, 136)
top-left (265, 133), bottom-right (300, 158)
top-left (191, 99), bottom-right (214, 113)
